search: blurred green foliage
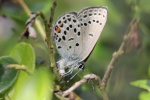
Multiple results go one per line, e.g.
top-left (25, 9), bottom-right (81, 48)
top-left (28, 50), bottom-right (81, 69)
top-left (0, 0), bottom-right (150, 100)
top-left (0, 56), bottom-right (19, 94)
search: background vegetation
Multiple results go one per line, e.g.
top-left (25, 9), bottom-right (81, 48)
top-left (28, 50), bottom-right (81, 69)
top-left (0, 0), bottom-right (150, 100)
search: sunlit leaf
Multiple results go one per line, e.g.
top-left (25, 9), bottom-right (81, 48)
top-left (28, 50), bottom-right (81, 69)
top-left (131, 80), bottom-right (150, 92)
top-left (139, 91), bottom-right (150, 100)
top-left (8, 42), bottom-right (36, 99)
top-left (9, 42), bottom-right (35, 72)
top-left (9, 67), bottom-right (54, 100)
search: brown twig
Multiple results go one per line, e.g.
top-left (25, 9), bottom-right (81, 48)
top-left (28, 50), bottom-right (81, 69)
top-left (45, 0), bottom-right (60, 81)
top-left (62, 74), bottom-right (100, 96)
top-left (98, 19), bottom-right (139, 100)
top-left (6, 64), bottom-right (32, 75)
top-left (49, 0), bottom-right (57, 27)
top-left (19, 0), bottom-right (60, 80)
top-left (34, 4), bottom-right (60, 80)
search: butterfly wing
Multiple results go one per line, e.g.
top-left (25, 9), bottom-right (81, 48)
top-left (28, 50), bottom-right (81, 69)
top-left (77, 6), bottom-right (108, 61)
top-left (53, 12), bottom-right (83, 61)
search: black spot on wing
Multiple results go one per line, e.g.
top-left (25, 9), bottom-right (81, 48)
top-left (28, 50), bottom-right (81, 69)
top-left (57, 46), bottom-right (62, 49)
top-left (89, 10), bottom-right (93, 12)
top-left (69, 24), bottom-right (72, 28)
top-left (58, 38), bottom-right (61, 42)
top-left (63, 16), bottom-right (66, 19)
top-left (74, 28), bottom-right (77, 33)
top-left (62, 36), bottom-right (66, 40)
top-left (88, 21), bottom-right (91, 24)
top-left (84, 11), bottom-right (87, 14)
top-left (88, 33), bottom-right (93, 37)
top-left (76, 43), bottom-right (79, 46)
top-left (58, 20), bottom-right (61, 24)
top-left (94, 13), bottom-right (97, 15)
top-left (64, 20), bottom-right (67, 23)
top-left (64, 31), bottom-right (67, 35)
top-left (73, 19), bottom-right (77, 23)
top-left (66, 27), bottom-right (69, 31)
top-left (89, 14), bottom-right (92, 16)
top-left (96, 20), bottom-right (99, 23)
top-left (77, 32), bottom-right (80, 36)
top-left (84, 23), bottom-right (87, 26)
top-left (83, 15), bottom-right (87, 18)
top-left (68, 18), bottom-right (71, 21)
top-left (66, 15), bottom-right (70, 17)
top-left (68, 38), bottom-right (74, 41)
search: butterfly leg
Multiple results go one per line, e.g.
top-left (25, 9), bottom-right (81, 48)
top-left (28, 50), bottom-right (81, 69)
top-left (63, 67), bottom-right (74, 77)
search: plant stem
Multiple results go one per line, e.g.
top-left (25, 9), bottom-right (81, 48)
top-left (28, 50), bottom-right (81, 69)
top-left (98, 19), bottom-right (138, 100)
top-left (6, 64), bottom-right (32, 75)
top-left (33, 11), bottom-right (60, 81)
top-left (17, 0), bottom-right (60, 81)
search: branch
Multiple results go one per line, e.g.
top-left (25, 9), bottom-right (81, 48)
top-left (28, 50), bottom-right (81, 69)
top-left (19, 0), bottom-right (60, 81)
top-left (45, 0), bottom-right (61, 81)
top-left (62, 74), bottom-right (101, 97)
top-left (98, 19), bottom-right (139, 99)
top-left (6, 64), bottom-right (32, 75)
top-left (49, 0), bottom-right (57, 27)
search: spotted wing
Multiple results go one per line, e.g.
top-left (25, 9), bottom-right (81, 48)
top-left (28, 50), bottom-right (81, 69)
top-left (53, 12), bottom-right (83, 60)
top-left (77, 6), bottom-right (108, 61)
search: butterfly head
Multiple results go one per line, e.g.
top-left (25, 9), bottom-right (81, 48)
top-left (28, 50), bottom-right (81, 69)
top-left (57, 59), bottom-right (84, 77)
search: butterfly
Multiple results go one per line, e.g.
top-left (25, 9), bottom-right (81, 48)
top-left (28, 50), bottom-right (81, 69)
top-left (53, 6), bottom-right (108, 77)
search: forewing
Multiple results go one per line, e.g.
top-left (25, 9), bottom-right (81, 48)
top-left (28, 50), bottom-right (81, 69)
top-left (77, 6), bottom-right (108, 61)
top-left (53, 12), bottom-right (83, 60)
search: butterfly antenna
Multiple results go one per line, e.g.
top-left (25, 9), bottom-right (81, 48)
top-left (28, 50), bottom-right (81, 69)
top-left (67, 69), bottom-right (81, 83)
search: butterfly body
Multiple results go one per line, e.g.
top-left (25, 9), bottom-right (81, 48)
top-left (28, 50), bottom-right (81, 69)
top-left (53, 6), bottom-right (108, 76)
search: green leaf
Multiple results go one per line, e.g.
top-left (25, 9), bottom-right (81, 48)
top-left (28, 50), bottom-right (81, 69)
top-left (10, 67), bottom-right (54, 100)
top-left (8, 42), bottom-right (36, 99)
top-left (131, 80), bottom-right (150, 92)
top-left (139, 91), bottom-right (150, 100)
top-left (0, 56), bottom-right (19, 94)
top-left (9, 42), bottom-right (35, 72)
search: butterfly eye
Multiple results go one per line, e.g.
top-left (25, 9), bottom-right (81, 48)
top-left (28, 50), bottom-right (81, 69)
top-left (55, 25), bottom-right (61, 33)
